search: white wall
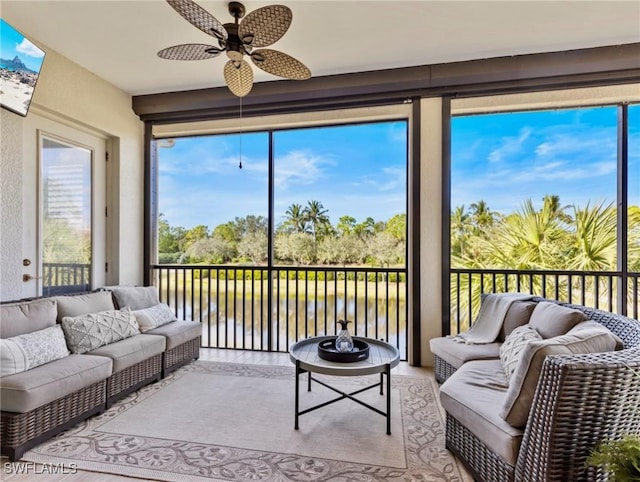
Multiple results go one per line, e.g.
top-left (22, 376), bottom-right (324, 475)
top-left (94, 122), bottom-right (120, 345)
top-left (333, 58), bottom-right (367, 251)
top-left (0, 37), bottom-right (144, 300)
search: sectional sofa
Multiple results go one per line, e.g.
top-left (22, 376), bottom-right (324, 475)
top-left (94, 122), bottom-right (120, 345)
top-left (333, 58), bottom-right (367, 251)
top-left (430, 296), bottom-right (640, 482)
top-left (0, 286), bottom-right (201, 461)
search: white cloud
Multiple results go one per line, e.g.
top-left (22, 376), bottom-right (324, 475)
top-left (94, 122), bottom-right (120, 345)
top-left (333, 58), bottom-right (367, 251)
top-left (273, 150), bottom-right (331, 190)
top-left (16, 38), bottom-right (44, 58)
top-left (378, 166), bottom-right (406, 192)
top-left (488, 127), bottom-right (531, 163)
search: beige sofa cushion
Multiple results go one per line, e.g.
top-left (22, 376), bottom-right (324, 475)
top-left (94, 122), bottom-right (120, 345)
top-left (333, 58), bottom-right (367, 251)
top-left (61, 307), bottom-right (140, 354)
top-left (499, 301), bottom-right (537, 341)
top-left (0, 325), bottom-right (70, 376)
top-left (528, 301), bottom-right (586, 339)
top-left (108, 286), bottom-right (160, 311)
top-left (146, 320), bottom-right (201, 350)
top-left (55, 291), bottom-right (116, 321)
top-left (500, 320), bottom-right (620, 427)
top-left (0, 298), bottom-right (57, 338)
top-left (0, 354), bottom-right (112, 412)
top-left (88, 334), bottom-right (165, 373)
top-left (440, 359), bottom-right (523, 465)
top-left (429, 337), bottom-right (501, 369)
top-left (133, 303), bottom-right (177, 332)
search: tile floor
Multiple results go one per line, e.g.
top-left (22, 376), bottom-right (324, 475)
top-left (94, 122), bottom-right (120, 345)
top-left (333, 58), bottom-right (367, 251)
top-left (1, 348), bottom-right (471, 481)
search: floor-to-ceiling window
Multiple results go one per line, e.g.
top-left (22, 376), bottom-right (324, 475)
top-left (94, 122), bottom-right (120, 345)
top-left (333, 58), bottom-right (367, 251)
top-left (449, 103), bottom-right (639, 333)
top-left (153, 119), bottom-right (409, 358)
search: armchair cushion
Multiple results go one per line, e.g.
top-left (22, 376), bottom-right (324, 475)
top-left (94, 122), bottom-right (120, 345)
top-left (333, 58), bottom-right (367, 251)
top-left (55, 291), bottom-right (116, 322)
top-left (107, 286), bottom-right (159, 311)
top-left (499, 301), bottom-right (537, 340)
top-left (440, 359), bottom-right (523, 465)
top-left (429, 337), bottom-right (501, 369)
top-left (0, 298), bottom-right (57, 338)
top-left (528, 301), bottom-right (586, 339)
top-left (500, 320), bottom-right (620, 427)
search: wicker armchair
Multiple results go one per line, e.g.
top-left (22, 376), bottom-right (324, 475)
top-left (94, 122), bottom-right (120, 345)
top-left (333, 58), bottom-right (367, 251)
top-left (440, 299), bottom-right (640, 482)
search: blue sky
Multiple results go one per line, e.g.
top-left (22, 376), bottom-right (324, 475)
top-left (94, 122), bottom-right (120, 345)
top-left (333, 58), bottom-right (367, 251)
top-left (452, 104), bottom-right (640, 215)
top-left (158, 105), bottom-right (639, 231)
top-left (158, 121), bottom-right (408, 229)
top-left (0, 19), bottom-right (45, 72)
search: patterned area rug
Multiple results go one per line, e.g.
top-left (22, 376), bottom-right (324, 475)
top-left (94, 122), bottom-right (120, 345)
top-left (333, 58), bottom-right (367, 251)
top-left (23, 361), bottom-right (466, 481)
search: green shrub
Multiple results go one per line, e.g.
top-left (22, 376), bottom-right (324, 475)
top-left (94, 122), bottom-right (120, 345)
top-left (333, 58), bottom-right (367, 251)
top-left (158, 252), bottom-right (181, 264)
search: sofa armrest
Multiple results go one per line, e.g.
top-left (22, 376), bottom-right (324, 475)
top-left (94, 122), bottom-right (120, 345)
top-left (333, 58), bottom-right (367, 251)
top-left (515, 347), bottom-right (640, 482)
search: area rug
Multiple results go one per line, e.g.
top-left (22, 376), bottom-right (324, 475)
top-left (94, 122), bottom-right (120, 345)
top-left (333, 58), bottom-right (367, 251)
top-left (23, 361), bottom-right (467, 481)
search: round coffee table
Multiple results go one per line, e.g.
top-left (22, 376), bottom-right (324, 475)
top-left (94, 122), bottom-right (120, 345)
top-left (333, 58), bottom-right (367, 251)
top-left (289, 336), bottom-right (400, 434)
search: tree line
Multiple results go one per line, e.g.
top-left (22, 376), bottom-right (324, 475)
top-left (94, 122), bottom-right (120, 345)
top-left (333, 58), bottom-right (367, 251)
top-left (451, 195), bottom-right (640, 271)
top-left (158, 200), bottom-right (406, 267)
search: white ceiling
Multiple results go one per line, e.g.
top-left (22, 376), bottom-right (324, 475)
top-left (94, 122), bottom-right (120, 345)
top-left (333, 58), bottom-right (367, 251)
top-left (2, 0), bottom-right (639, 97)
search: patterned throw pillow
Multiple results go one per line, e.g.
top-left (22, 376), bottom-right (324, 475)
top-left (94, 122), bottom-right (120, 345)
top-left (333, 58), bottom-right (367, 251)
top-left (0, 325), bottom-right (70, 376)
top-left (133, 303), bottom-right (177, 332)
top-left (499, 325), bottom-right (542, 380)
top-left (61, 307), bottom-right (140, 354)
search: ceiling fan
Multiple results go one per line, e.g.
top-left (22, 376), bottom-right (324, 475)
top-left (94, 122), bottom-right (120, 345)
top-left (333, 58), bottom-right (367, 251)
top-left (158, 0), bottom-right (311, 97)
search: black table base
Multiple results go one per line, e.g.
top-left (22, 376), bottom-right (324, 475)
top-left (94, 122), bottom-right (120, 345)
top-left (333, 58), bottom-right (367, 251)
top-left (294, 360), bottom-right (393, 435)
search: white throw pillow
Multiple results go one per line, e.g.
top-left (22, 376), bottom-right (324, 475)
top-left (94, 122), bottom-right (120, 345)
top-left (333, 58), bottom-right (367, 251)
top-left (0, 325), bottom-right (70, 376)
top-left (499, 325), bottom-right (542, 380)
top-left (133, 303), bottom-right (177, 332)
top-left (61, 307), bottom-right (140, 354)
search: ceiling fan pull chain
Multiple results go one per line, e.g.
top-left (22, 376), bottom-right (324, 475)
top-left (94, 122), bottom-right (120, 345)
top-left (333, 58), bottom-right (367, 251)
top-left (239, 96), bottom-right (243, 169)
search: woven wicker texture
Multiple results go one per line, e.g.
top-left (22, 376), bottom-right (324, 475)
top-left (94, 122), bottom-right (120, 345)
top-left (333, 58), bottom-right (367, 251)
top-left (239, 5), bottom-right (291, 48)
top-left (164, 337), bottom-right (200, 373)
top-left (446, 413), bottom-right (515, 482)
top-left (441, 296), bottom-right (640, 482)
top-left (166, 0), bottom-right (227, 40)
top-left (107, 354), bottom-right (162, 399)
top-left (435, 355), bottom-right (457, 383)
top-left (1, 380), bottom-right (105, 459)
top-left (516, 346), bottom-right (640, 482)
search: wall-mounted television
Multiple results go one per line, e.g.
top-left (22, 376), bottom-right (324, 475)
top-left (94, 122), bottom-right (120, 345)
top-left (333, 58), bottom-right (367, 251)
top-left (0, 18), bottom-right (46, 117)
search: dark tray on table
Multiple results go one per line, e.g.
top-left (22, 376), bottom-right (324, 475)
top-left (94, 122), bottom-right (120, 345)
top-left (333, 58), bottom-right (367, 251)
top-left (318, 338), bottom-right (370, 363)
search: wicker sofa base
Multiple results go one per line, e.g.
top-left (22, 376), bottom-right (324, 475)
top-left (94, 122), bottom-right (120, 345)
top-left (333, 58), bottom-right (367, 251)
top-left (435, 355), bottom-right (457, 384)
top-left (446, 412), bottom-right (515, 482)
top-left (162, 336), bottom-right (200, 377)
top-left (106, 354), bottom-right (163, 408)
top-left (1, 380), bottom-right (106, 461)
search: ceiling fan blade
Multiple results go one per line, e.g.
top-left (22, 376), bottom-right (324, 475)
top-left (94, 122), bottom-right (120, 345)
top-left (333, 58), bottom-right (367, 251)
top-left (251, 49), bottom-right (311, 80)
top-left (166, 0), bottom-right (228, 41)
top-left (224, 60), bottom-right (254, 97)
top-left (238, 5), bottom-right (292, 48)
top-left (158, 44), bottom-right (221, 60)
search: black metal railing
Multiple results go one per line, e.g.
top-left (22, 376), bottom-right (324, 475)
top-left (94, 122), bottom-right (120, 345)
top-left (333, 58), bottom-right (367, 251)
top-left (450, 268), bottom-right (640, 335)
top-left (151, 264), bottom-right (408, 360)
top-left (42, 262), bottom-right (91, 296)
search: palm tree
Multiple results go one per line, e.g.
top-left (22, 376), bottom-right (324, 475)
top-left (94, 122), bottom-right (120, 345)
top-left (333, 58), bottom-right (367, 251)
top-left (477, 199), bottom-right (568, 270)
top-left (305, 200), bottom-right (330, 240)
top-left (469, 200), bottom-right (496, 234)
top-left (451, 205), bottom-right (472, 259)
top-left (569, 201), bottom-right (617, 271)
top-left (542, 194), bottom-right (572, 224)
top-left (284, 203), bottom-right (308, 233)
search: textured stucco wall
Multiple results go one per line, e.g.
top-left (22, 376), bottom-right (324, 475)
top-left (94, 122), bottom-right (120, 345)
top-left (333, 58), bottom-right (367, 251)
top-left (0, 110), bottom-right (24, 301)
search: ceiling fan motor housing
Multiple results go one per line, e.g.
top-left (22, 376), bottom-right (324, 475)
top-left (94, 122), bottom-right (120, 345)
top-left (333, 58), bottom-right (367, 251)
top-left (223, 23), bottom-right (247, 61)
